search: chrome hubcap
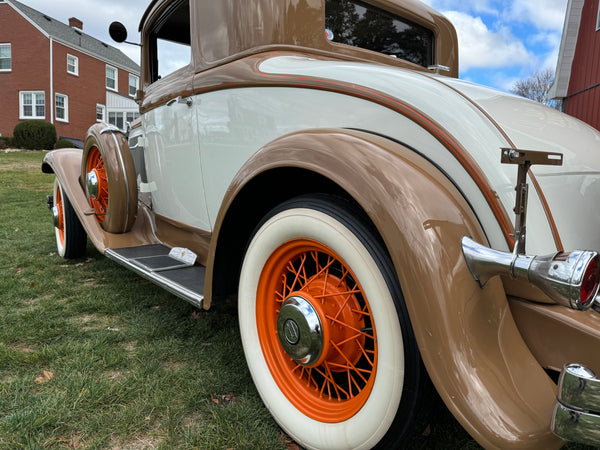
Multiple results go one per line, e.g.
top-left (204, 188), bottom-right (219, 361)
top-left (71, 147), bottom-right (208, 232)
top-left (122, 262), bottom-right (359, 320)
top-left (52, 205), bottom-right (60, 228)
top-left (276, 295), bottom-right (323, 365)
top-left (86, 169), bottom-right (99, 200)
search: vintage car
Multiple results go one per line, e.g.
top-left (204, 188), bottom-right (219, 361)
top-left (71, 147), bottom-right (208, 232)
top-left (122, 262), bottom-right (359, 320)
top-left (41, 0), bottom-right (600, 448)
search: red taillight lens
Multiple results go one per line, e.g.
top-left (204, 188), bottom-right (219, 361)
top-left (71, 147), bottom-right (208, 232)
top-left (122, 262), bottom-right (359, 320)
top-left (581, 256), bottom-right (600, 307)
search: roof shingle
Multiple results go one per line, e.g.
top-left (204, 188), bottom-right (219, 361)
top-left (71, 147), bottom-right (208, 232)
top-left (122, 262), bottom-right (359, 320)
top-left (7, 0), bottom-right (139, 73)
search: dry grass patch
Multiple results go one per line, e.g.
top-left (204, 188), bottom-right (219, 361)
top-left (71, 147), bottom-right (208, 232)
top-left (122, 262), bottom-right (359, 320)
top-left (110, 433), bottom-right (163, 450)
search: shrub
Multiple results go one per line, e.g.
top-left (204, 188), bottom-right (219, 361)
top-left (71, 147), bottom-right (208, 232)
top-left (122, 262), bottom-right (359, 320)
top-left (13, 120), bottom-right (57, 150)
top-left (55, 139), bottom-right (74, 149)
top-left (0, 136), bottom-right (14, 149)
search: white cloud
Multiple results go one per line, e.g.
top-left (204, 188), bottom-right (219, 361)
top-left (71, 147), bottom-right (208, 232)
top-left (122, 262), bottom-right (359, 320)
top-left (420, 0), bottom-right (498, 15)
top-left (443, 11), bottom-right (533, 71)
top-left (508, 0), bottom-right (568, 31)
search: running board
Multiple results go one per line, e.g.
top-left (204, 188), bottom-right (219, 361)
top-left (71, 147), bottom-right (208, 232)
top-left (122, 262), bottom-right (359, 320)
top-left (105, 244), bottom-right (205, 309)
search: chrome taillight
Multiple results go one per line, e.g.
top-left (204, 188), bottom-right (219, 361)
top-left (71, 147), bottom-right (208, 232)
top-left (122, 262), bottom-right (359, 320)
top-left (462, 237), bottom-right (600, 311)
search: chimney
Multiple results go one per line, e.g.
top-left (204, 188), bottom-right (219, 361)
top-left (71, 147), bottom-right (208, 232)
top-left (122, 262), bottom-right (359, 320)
top-left (69, 17), bottom-right (83, 31)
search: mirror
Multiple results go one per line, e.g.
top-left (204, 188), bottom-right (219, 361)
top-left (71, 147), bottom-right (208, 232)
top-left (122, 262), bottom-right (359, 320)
top-left (109, 21), bottom-right (128, 43)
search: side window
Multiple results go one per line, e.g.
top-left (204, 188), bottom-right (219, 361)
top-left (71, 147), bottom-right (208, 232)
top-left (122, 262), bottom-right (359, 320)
top-left (0, 43), bottom-right (11, 71)
top-left (597, 0), bottom-right (600, 31)
top-left (67, 54), bottom-right (78, 75)
top-left (129, 74), bottom-right (138, 97)
top-left (106, 65), bottom-right (118, 91)
top-left (147, 0), bottom-right (191, 83)
top-left (325, 0), bottom-right (434, 68)
top-left (55, 93), bottom-right (68, 122)
top-left (96, 104), bottom-right (106, 122)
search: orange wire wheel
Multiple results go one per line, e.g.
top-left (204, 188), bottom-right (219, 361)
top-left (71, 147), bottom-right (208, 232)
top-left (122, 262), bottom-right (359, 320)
top-left (256, 238), bottom-right (377, 422)
top-left (239, 196), bottom-right (422, 449)
top-left (85, 146), bottom-right (108, 224)
top-left (53, 180), bottom-right (65, 246)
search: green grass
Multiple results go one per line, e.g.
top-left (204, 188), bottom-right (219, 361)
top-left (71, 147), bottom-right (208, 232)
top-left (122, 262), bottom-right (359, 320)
top-left (0, 151), bottom-right (287, 448)
top-left (0, 150), bottom-right (591, 449)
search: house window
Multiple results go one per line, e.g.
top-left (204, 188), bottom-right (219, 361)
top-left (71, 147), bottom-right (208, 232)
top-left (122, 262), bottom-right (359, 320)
top-left (67, 54), bottom-right (78, 75)
top-left (107, 111), bottom-right (139, 130)
top-left (597, 0), bottom-right (600, 31)
top-left (20, 91), bottom-right (45, 119)
top-left (96, 104), bottom-right (106, 122)
top-left (129, 74), bottom-right (138, 97)
top-left (0, 43), bottom-right (11, 71)
top-left (106, 65), bottom-right (117, 91)
top-left (55, 93), bottom-right (68, 122)
top-left (108, 111), bottom-right (123, 130)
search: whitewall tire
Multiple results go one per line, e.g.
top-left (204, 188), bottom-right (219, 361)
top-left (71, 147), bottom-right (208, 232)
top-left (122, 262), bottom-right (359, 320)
top-left (239, 195), bottom-right (428, 449)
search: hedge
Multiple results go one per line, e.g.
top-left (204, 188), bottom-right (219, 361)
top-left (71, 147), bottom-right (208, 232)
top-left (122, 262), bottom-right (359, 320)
top-left (0, 136), bottom-right (14, 149)
top-left (13, 120), bottom-right (57, 150)
top-left (55, 139), bottom-right (75, 149)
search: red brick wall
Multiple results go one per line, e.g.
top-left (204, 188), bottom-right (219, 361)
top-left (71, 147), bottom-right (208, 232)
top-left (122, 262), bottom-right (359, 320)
top-left (0, 2), bottom-right (50, 137)
top-left (52, 42), bottom-right (107, 141)
top-left (565, 0), bottom-right (600, 130)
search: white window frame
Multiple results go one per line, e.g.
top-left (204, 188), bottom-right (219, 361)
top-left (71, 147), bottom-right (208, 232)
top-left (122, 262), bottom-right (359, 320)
top-left (128, 74), bottom-right (138, 97)
top-left (0, 43), bottom-right (11, 72)
top-left (67, 54), bottom-right (78, 76)
top-left (597, 0), bottom-right (600, 31)
top-left (96, 104), bottom-right (106, 122)
top-left (19, 91), bottom-right (45, 119)
top-left (55, 93), bottom-right (68, 123)
top-left (106, 65), bottom-right (118, 91)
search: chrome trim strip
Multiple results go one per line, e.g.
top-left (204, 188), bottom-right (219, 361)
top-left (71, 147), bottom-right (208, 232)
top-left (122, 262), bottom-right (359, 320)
top-left (100, 125), bottom-right (124, 135)
top-left (105, 248), bottom-right (204, 309)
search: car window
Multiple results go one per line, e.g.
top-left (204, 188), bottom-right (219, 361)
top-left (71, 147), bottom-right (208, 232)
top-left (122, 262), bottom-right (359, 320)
top-left (324, 0), bottom-right (434, 68)
top-left (148, 0), bottom-right (191, 83)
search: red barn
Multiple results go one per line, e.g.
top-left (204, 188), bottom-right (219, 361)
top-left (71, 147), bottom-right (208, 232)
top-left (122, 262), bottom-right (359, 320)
top-left (550, 0), bottom-right (600, 130)
top-left (0, 0), bottom-right (140, 145)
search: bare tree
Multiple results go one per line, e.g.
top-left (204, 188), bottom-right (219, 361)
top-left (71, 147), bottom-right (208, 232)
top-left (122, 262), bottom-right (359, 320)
top-left (511, 68), bottom-right (554, 104)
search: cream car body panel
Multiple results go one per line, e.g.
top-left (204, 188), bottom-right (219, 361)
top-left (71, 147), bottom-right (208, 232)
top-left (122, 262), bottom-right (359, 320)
top-left (257, 55), bottom-right (563, 254)
top-left (143, 96), bottom-right (211, 230)
top-left (196, 85), bottom-right (505, 251)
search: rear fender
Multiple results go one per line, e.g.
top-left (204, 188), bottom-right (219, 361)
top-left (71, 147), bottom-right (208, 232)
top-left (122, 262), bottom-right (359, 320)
top-left (209, 129), bottom-right (561, 449)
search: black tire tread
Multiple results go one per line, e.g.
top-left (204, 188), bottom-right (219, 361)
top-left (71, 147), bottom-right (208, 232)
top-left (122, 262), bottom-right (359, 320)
top-left (61, 189), bottom-right (87, 259)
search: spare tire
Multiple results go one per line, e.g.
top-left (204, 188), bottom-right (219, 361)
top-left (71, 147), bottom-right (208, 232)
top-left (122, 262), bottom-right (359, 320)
top-left (81, 123), bottom-right (137, 233)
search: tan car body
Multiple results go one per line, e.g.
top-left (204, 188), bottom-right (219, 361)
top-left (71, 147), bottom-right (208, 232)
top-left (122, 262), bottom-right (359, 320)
top-left (42, 0), bottom-right (600, 448)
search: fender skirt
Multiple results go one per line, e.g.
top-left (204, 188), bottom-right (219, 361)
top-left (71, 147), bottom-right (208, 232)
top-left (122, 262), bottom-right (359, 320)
top-left (209, 129), bottom-right (561, 449)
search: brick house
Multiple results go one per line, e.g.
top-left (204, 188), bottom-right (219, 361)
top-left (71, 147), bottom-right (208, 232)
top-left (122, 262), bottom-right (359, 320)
top-left (549, 0), bottom-right (600, 130)
top-left (0, 0), bottom-right (140, 145)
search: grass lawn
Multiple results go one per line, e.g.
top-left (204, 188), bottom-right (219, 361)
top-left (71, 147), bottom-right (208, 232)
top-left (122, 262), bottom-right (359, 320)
top-left (0, 150), bottom-right (590, 449)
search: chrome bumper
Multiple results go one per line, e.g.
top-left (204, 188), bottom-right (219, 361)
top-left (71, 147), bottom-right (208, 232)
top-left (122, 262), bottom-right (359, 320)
top-left (551, 363), bottom-right (600, 446)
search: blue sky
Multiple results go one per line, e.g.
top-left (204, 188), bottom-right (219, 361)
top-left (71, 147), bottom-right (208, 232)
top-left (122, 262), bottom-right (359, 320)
top-left (18, 0), bottom-right (568, 93)
top-left (422, 0), bottom-right (568, 90)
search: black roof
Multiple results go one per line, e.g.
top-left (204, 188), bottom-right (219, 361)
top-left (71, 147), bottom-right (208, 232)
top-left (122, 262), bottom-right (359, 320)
top-left (7, 0), bottom-right (139, 73)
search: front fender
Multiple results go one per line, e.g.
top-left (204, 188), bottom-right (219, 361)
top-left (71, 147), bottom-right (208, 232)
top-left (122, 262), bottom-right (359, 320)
top-left (209, 129), bottom-right (561, 449)
top-left (42, 149), bottom-right (155, 253)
